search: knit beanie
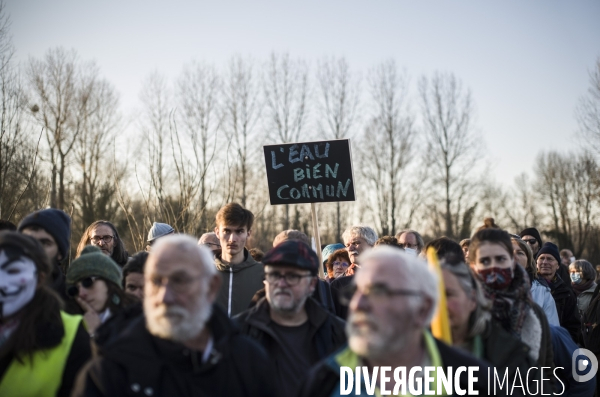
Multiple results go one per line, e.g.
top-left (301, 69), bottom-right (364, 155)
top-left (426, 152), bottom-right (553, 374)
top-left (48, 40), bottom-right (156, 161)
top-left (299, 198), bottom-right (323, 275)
top-left (147, 222), bottom-right (175, 243)
top-left (519, 227), bottom-right (542, 248)
top-left (18, 208), bottom-right (71, 260)
top-left (66, 245), bottom-right (122, 288)
top-left (536, 242), bottom-right (561, 264)
top-left (321, 243), bottom-right (345, 265)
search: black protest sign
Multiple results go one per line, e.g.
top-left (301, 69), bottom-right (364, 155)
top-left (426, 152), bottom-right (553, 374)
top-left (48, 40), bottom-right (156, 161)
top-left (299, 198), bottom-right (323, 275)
top-left (263, 139), bottom-right (355, 205)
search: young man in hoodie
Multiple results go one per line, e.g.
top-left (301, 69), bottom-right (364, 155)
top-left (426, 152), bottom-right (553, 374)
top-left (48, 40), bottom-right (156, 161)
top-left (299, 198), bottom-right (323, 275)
top-left (214, 203), bottom-right (264, 317)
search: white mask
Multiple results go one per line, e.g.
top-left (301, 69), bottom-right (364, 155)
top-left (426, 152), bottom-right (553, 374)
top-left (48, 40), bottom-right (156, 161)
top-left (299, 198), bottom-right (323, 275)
top-left (0, 251), bottom-right (37, 319)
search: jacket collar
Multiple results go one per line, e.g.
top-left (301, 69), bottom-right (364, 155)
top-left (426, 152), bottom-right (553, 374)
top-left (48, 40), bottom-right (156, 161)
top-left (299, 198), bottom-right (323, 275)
top-left (214, 249), bottom-right (260, 272)
top-left (243, 296), bottom-right (329, 334)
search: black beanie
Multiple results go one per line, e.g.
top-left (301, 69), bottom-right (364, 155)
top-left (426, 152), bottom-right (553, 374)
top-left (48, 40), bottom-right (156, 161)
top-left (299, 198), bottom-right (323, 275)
top-left (519, 227), bottom-right (542, 247)
top-left (18, 209), bottom-right (71, 260)
top-left (536, 242), bottom-right (561, 264)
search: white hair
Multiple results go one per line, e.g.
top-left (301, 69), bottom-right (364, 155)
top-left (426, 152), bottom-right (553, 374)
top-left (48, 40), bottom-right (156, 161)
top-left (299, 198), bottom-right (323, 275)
top-left (342, 225), bottom-right (378, 246)
top-left (151, 234), bottom-right (216, 277)
top-left (359, 246), bottom-right (439, 324)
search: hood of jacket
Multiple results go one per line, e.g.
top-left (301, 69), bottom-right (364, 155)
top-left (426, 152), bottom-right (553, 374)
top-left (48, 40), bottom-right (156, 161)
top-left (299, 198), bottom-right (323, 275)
top-left (214, 249), bottom-right (261, 273)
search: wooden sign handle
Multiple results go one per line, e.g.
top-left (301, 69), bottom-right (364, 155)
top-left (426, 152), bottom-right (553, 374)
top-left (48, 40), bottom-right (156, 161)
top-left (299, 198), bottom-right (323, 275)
top-left (311, 202), bottom-right (324, 279)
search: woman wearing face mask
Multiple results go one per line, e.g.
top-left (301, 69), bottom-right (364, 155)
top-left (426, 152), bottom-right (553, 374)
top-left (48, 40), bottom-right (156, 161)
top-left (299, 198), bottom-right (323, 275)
top-left (65, 246), bottom-right (138, 347)
top-left (468, 227), bottom-right (553, 370)
top-left (0, 232), bottom-right (91, 396)
top-left (441, 254), bottom-right (538, 388)
top-left (569, 259), bottom-right (597, 315)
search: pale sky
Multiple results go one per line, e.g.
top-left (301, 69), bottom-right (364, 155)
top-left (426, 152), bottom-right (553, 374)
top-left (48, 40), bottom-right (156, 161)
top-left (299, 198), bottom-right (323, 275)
top-left (8, 1), bottom-right (600, 186)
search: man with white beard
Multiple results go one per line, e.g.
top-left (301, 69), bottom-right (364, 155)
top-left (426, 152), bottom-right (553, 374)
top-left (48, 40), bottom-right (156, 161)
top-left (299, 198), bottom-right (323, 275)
top-left (72, 234), bottom-right (274, 397)
top-left (299, 246), bottom-right (497, 397)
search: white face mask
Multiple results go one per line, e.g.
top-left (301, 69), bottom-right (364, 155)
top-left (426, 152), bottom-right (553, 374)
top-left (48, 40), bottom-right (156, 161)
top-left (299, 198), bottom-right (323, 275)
top-left (0, 251), bottom-right (37, 319)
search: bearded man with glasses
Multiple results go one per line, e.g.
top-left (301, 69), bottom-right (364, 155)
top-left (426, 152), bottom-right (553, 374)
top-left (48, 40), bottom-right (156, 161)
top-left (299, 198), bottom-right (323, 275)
top-left (234, 240), bottom-right (346, 397)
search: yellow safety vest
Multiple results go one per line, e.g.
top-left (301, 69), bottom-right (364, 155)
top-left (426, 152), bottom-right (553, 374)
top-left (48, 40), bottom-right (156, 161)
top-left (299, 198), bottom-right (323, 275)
top-left (0, 311), bottom-right (82, 397)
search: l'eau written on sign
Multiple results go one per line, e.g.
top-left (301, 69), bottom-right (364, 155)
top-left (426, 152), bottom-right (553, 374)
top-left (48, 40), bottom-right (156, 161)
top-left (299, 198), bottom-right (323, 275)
top-left (270, 143), bottom-right (352, 200)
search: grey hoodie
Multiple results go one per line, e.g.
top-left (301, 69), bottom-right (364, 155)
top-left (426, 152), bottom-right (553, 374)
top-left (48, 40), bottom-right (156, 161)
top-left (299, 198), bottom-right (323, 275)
top-left (215, 249), bottom-right (264, 317)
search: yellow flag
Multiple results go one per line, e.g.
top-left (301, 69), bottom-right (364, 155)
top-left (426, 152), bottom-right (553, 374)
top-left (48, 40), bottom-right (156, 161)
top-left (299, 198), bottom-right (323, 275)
top-left (427, 247), bottom-right (452, 344)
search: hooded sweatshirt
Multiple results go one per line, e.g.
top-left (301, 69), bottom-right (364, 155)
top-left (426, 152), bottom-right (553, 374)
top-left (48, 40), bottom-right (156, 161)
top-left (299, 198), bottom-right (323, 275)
top-left (214, 249), bottom-right (264, 317)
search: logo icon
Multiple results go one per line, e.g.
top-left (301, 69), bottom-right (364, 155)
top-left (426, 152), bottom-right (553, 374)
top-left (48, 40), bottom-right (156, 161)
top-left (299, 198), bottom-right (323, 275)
top-left (572, 348), bottom-right (598, 382)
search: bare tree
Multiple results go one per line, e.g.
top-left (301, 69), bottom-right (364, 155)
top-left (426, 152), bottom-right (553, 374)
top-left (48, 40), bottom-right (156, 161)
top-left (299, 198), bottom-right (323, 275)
top-left (360, 60), bottom-right (418, 236)
top-left (263, 52), bottom-right (309, 229)
top-left (73, 79), bottom-right (122, 227)
top-left (316, 56), bottom-right (360, 241)
top-left (534, 151), bottom-right (599, 256)
top-left (176, 61), bottom-right (221, 232)
top-left (419, 72), bottom-right (482, 239)
top-left (28, 48), bottom-right (100, 210)
top-left (223, 55), bottom-right (261, 208)
top-left (139, 71), bottom-right (172, 229)
top-left (577, 58), bottom-right (600, 154)
top-left (0, 0), bottom-right (40, 220)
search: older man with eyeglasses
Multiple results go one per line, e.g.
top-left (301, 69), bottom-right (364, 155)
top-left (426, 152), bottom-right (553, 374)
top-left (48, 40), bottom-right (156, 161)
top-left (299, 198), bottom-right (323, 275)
top-left (73, 234), bottom-right (275, 397)
top-left (234, 240), bottom-right (347, 397)
top-left (299, 246), bottom-right (498, 397)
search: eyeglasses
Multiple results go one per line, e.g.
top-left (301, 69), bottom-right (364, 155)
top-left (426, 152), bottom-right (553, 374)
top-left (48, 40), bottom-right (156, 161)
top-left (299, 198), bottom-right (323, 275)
top-left (340, 283), bottom-right (422, 305)
top-left (399, 243), bottom-right (418, 250)
top-left (91, 235), bottom-right (114, 244)
top-left (265, 271), bottom-right (313, 286)
top-left (522, 238), bottom-right (538, 245)
top-left (67, 276), bottom-right (98, 297)
top-left (147, 274), bottom-right (200, 294)
top-left (332, 261), bottom-right (349, 268)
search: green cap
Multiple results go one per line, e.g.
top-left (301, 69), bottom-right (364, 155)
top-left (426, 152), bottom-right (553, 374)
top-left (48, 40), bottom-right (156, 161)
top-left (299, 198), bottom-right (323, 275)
top-left (66, 245), bottom-right (123, 288)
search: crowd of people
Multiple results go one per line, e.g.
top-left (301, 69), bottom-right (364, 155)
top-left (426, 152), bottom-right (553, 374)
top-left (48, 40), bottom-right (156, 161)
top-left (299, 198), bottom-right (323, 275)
top-left (0, 204), bottom-right (599, 396)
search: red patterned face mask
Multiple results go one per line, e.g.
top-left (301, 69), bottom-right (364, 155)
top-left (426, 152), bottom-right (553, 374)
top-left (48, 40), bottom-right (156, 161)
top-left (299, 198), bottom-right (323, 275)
top-left (476, 267), bottom-right (513, 290)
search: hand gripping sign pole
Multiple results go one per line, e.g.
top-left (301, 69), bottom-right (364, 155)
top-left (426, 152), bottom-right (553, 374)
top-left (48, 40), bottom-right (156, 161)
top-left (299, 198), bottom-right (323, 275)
top-left (263, 139), bottom-right (355, 281)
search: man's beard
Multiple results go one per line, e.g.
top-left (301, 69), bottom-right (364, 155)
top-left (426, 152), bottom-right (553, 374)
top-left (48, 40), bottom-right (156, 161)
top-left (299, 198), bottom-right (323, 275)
top-left (346, 312), bottom-right (407, 360)
top-left (145, 292), bottom-right (212, 342)
top-left (268, 287), bottom-right (306, 314)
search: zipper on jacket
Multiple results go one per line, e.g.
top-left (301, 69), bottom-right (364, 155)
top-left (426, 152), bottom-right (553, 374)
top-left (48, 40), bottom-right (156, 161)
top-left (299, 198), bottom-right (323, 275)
top-left (228, 268), bottom-right (233, 317)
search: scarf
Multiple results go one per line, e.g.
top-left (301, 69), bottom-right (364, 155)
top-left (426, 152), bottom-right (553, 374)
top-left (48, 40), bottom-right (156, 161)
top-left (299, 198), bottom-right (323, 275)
top-left (479, 264), bottom-right (532, 337)
top-left (572, 279), bottom-right (595, 296)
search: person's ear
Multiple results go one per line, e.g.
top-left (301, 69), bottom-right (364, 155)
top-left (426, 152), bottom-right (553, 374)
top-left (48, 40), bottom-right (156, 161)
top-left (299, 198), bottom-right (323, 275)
top-left (214, 226), bottom-right (220, 237)
top-left (415, 297), bottom-right (434, 328)
top-left (247, 228), bottom-right (252, 238)
top-left (57, 253), bottom-right (63, 261)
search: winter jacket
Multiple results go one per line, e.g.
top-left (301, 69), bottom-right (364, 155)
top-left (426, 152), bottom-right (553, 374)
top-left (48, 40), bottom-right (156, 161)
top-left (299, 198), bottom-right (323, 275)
top-left (575, 282), bottom-right (597, 315)
top-left (234, 296), bottom-right (346, 359)
top-left (0, 311), bottom-right (91, 397)
top-left (531, 278), bottom-right (560, 326)
top-left (550, 325), bottom-right (596, 397)
top-left (549, 274), bottom-right (581, 343)
top-left (215, 249), bottom-right (264, 317)
top-left (71, 304), bottom-right (275, 397)
top-left (481, 317), bottom-right (551, 393)
top-left (234, 296), bottom-right (346, 396)
top-left (330, 274), bottom-right (354, 320)
top-left (298, 332), bottom-right (509, 397)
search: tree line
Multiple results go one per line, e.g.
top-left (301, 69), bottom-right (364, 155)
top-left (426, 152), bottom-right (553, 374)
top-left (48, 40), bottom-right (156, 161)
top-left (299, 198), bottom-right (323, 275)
top-left (1, 3), bottom-right (599, 262)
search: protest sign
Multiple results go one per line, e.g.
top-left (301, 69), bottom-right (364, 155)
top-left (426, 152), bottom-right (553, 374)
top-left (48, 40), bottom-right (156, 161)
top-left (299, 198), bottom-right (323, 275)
top-left (263, 139), bottom-right (355, 205)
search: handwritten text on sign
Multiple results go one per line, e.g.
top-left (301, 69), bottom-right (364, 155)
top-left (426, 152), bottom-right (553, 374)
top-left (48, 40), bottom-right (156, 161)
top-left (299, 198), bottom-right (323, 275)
top-left (263, 139), bottom-right (355, 205)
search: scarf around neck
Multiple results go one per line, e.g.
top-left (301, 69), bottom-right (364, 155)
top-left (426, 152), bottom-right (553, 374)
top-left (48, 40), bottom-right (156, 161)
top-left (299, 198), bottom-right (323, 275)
top-left (479, 264), bottom-right (532, 337)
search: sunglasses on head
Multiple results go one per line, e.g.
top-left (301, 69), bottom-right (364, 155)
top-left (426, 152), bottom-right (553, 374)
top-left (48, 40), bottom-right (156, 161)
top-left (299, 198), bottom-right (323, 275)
top-left (67, 276), bottom-right (98, 297)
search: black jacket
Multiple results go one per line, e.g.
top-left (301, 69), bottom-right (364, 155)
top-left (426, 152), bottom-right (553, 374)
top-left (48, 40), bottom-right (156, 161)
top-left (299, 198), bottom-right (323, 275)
top-left (330, 274), bottom-right (354, 320)
top-left (298, 338), bottom-right (512, 397)
top-left (72, 305), bottom-right (275, 397)
top-left (234, 297), bottom-right (347, 360)
top-left (549, 274), bottom-right (581, 342)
